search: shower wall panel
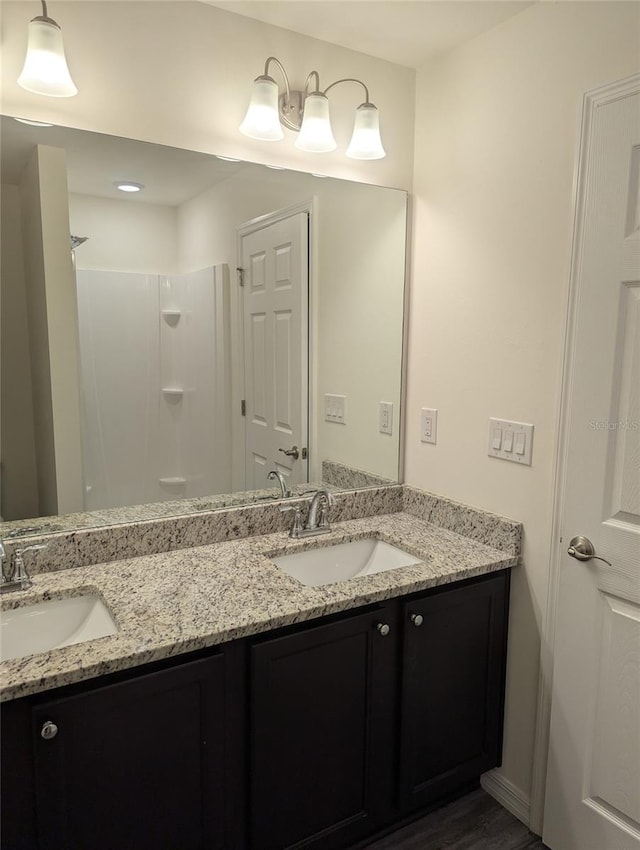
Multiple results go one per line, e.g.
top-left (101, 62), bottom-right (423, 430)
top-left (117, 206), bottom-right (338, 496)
top-left (76, 266), bottom-right (231, 511)
top-left (76, 270), bottom-right (160, 511)
top-left (159, 266), bottom-right (232, 501)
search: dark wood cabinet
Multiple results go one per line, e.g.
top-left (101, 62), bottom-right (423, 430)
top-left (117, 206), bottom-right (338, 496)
top-left (398, 571), bottom-right (509, 812)
top-left (1, 570), bottom-right (510, 850)
top-left (1, 649), bottom-right (242, 850)
top-left (248, 605), bottom-right (398, 850)
top-left (246, 570), bottom-right (510, 849)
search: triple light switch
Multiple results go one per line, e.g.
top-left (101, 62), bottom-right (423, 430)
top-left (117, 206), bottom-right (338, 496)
top-left (487, 418), bottom-right (534, 465)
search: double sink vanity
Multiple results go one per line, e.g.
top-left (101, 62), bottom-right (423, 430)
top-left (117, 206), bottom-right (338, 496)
top-left (1, 485), bottom-right (521, 850)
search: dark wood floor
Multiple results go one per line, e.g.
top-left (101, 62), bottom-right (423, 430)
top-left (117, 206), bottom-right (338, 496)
top-left (360, 789), bottom-right (549, 850)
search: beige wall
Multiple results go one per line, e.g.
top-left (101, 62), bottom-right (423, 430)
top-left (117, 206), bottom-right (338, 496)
top-left (19, 146), bottom-right (84, 516)
top-left (0, 183), bottom-right (39, 520)
top-left (0, 2), bottom-right (415, 190)
top-left (69, 194), bottom-right (179, 274)
top-left (407, 0), bottom-right (640, 806)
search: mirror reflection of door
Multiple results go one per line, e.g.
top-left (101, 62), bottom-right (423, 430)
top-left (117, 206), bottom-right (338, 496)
top-left (240, 208), bottom-right (309, 492)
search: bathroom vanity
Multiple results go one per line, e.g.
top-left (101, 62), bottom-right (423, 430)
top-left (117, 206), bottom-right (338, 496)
top-left (0, 490), bottom-right (520, 850)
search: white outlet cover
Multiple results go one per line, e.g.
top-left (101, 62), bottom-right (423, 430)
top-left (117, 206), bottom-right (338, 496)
top-left (379, 401), bottom-right (393, 435)
top-left (421, 408), bottom-right (437, 444)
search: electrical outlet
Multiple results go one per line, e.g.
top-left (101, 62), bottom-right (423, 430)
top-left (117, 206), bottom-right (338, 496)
top-left (379, 402), bottom-right (393, 435)
top-left (421, 408), bottom-right (437, 444)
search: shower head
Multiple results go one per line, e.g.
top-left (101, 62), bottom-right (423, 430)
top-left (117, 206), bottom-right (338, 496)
top-left (70, 235), bottom-right (89, 250)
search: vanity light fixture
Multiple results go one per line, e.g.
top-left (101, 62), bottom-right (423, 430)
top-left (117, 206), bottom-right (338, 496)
top-left (114, 181), bottom-right (144, 193)
top-left (18, 0), bottom-right (78, 97)
top-left (240, 57), bottom-right (385, 160)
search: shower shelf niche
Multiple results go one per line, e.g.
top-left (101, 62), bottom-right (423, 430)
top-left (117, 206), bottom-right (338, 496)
top-left (162, 388), bottom-right (184, 402)
top-left (161, 310), bottom-right (181, 326)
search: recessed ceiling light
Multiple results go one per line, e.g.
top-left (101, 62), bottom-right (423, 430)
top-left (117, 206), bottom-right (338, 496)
top-left (13, 117), bottom-right (54, 127)
top-left (265, 165), bottom-right (286, 170)
top-left (215, 155), bottom-right (241, 162)
top-left (114, 181), bottom-right (144, 193)
top-left (311, 173), bottom-right (328, 179)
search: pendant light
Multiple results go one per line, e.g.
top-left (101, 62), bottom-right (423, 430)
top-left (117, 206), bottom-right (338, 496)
top-left (18, 1), bottom-right (78, 98)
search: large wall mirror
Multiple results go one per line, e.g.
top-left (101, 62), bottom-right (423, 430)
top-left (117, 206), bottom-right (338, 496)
top-left (0, 115), bottom-right (407, 532)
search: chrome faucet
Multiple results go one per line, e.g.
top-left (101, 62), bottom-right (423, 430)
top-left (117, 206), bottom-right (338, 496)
top-left (306, 489), bottom-right (334, 533)
top-left (267, 469), bottom-right (291, 499)
top-left (280, 489), bottom-right (335, 539)
top-left (0, 541), bottom-right (47, 593)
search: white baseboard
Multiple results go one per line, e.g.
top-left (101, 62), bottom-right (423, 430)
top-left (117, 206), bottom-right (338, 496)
top-left (481, 769), bottom-right (531, 828)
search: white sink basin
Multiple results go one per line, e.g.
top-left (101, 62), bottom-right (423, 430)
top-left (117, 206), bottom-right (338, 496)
top-left (271, 538), bottom-right (423, 587)
top-left (1, 595), bottom-right (118, 662)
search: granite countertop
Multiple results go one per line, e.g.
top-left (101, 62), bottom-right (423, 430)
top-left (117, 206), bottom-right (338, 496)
top-left (0, 511), bottom-right (518, 702)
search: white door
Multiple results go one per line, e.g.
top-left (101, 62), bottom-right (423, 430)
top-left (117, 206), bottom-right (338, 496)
top-left (241, 211), bottom-right (309, 491)
top-left (544, 79), bottom-right (640, 850)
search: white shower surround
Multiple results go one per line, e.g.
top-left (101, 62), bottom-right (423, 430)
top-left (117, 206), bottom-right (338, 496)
top-left (75, 266), bottom-right (231, 511)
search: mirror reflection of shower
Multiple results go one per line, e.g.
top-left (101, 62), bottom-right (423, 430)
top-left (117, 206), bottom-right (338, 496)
top-left (73, 260), bottom-right (231, 511)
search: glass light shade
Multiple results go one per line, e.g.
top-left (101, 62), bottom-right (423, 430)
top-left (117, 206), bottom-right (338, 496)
top-left (18, 17), bottom-right (78, 98)
top-left (239, 77), bottom-right (284, 141)
top-left (346, 103), bottom-right (386, 160)
top-left (295, 93), bottom-right (337, 153)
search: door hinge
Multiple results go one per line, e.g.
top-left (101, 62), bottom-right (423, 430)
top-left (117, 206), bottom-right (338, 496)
top-left (236, 267), bottom-right (245, 287)
top-left (241, 399), bottom-right (246, 416)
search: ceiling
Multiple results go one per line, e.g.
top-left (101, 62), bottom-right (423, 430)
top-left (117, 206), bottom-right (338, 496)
top-left (0, 118), bottom-right (246, 206)
top-left (204, 1), bottom-right (535, 69)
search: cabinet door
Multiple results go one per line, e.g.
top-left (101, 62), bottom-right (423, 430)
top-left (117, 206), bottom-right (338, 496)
top-left (249, 606), bottom-right (397, 850)
top-left (33, 654), bottom-right (228, 850)
top-left (399, 571), bottom-right (509, 811)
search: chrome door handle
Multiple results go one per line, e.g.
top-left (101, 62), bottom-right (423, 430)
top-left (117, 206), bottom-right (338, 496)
top-left (279, 446), bottom-right (300, 460)
top-left (567, 536), bottom-right (612, 567)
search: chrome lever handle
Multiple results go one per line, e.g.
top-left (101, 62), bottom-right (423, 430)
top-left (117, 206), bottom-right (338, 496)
top-left (279, 446), bottom-right (300, 460)
top-left (567, 536), bottom-right (612, 567)
top-left (279, 504), bottom-right (304, 538)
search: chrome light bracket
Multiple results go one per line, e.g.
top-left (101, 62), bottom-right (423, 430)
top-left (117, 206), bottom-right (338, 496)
top-left (279, 90), bottom-right (304, 132)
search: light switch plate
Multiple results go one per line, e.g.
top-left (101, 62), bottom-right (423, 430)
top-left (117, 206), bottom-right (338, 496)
top-left (379, 402), bottom-right (393, 435)
top-left (421, 408), bottom-right (438, 444)
top-left (325, 394), bottom-right (347, 424)
top-left (488, 418), bottom-right (534, 465)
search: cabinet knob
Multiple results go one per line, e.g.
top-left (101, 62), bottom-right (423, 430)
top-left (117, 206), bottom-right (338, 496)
top-left (376, 622), bottom-right (390, 637)
top-left (410, 613), bottom-right (424, 627)
top-left (40, 720), bottom-right (58, 740)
